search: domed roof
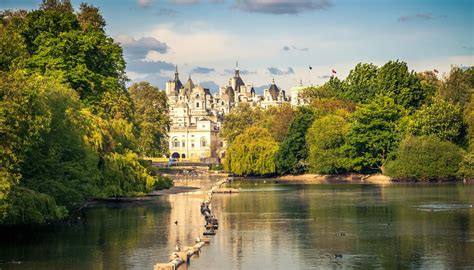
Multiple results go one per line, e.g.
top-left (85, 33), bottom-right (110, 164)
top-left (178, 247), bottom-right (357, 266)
top-left (268, 78), bottom-right (280, 101)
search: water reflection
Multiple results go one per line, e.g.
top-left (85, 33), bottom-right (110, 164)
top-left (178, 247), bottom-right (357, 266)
top-left (0, 181), bottom-right (473, 270)
top-left (192, 183), bottom-right (474, 269)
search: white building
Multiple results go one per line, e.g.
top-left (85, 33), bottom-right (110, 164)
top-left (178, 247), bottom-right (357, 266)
top-left (166, 64), bottom-right (291, 160)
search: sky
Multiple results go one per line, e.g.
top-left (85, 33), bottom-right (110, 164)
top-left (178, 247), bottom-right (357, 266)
top-left (1, 0), bottom-right (473, 93)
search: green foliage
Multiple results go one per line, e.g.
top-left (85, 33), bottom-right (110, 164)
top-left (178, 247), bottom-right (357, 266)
top-left (346, 95), bottom-right (405, 172)
top-left (154, 175), bottom-right (174, 190)
top-left (275, 106), bottom-right (315, 174)
top-left (341, 63), bottom-right (378, 103)
top-left (1, 187), bottom-right (68, 225)
top-left (385, 136), bottom-right (463, 181)
top-left (458, 151), bottom-right (474, 179)
top-left (408, 97), bottom-right (464, 143)
top-left (257, 104), bottom-right (295, 142)
top-left (464, 94), bottom-right (474, 149)
top-left (224, 127), bottom-right (279, 176)
top-left (220, 103), bottom-right (262, 144)
top-left (307, 112), bottom-right (351, 174)
top-left (77, 3), bottom-right (106, 32)
top-left (0, 71), bottom-right (51, 211)
top-left (19, 79), bottom-right (100, 210)
top-left (0, 2), bottom-right (170, 225)
top-left (129, 82), bottom-right (170, 156)
top-left (100, 151), bottom-right (155, 197)
top-left (375, 60), bottom-right (426, 110)
top-left (440, 66), bottom-right (474, 107)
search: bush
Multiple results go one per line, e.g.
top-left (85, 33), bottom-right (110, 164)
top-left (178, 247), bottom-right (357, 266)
top-left (385, 136), bottom-right (463, 181)
top-left (154, 175), bottom-right (173, 190)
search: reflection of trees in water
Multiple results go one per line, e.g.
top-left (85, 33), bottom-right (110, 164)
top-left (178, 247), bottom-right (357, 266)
top-left (0, 198), bottom-right (172, 269)
top-left (216, 183), bottom-right (473, 269)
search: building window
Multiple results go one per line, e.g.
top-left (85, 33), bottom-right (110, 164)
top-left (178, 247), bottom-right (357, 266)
top-left (181, 153), bottom-right (186, 158)
top-left (191, 143), bottom-right (195, 148)
top-left (172, 138), bottom-right (179, 148)
top-left (196, 102), bottom-right (199, 108)
top-left (201, 137), bottom-right (207, 147)
top-left (182, 142), bottom-right (185, 147)
top-left (219, 141), bottom-right (224, 147)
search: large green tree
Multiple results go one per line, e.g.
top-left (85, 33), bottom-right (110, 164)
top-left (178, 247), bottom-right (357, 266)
top-left (129, 82), bottom-right (170, 156)
top-left (375, 60), bottom-right (426, 110)
top-left (220, 103), bottom-right (262, 144)
top-left (407, 97), bottom-right (464, 143)
top-left (346, 95), bottom-right (405, 173)
top-left (306, 112), bottom-right (351, 174)
top-left (275, 106), bottom-right (315, 174)
top-left (224, 127), bottom-right (278, 176)
top-left (439, 66), bottom-right (474, 107)
top-left (341, 63), bottom-right (378, 103)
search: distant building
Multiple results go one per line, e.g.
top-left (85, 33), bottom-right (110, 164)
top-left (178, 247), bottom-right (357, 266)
top-left (290, 80), bottom-right (308, 106)
top-left (166, 64), bottom-right (291, 160)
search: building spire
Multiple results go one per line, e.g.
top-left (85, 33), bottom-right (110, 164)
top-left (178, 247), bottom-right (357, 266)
top-left (234, 61), bottom-right (240, 77)
top-left (175, 65), bottom-right (178, 75)
top-left (272, 77), bottom-right (275, 84)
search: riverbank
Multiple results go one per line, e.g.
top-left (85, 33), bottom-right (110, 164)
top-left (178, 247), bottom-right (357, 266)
top-left (233, 173), bottom-right (393, 185)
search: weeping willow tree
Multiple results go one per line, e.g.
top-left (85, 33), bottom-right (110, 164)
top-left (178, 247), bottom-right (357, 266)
top-left (224, 127), bottom-right (279, 176)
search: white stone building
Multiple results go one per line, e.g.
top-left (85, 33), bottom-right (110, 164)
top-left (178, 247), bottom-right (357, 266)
top-left (166, 64), bottom-right (290, 160)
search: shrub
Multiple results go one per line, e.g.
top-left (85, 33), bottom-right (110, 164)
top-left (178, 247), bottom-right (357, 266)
top-left (385, 136), bottom-right (463, 181)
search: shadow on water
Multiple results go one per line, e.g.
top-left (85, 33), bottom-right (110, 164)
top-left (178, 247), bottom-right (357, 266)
top-left (0, 197), bottom-right (173, 270)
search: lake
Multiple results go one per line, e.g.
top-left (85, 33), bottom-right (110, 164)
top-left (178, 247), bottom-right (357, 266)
top-left (1, 179), bottom-right (473, 269)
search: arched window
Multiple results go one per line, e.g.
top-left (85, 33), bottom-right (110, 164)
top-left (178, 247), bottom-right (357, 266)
top-left (181, 153), bottom-right (186, 158)
top-left (172, 137), bottom-right (179, 148)
top-left (171, 152), bottom-right (180, 159)
top-left (196, 102), bottom-right (200, 108)
top-left (201, 137), bottom-right (207, 147)
top-left (181, 141), bottom-right (185, 147)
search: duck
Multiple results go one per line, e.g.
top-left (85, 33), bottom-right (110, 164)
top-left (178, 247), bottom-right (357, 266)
top-left (334, 254), bottom-right (343, 259)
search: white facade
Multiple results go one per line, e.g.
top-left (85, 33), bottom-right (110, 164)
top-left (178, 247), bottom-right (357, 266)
top-left (166, 64), bottom-right (291, 160)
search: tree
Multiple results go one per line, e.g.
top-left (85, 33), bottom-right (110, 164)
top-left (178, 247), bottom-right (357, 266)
top-left (220, 103), bottom-right (262, 144)
top-left (77, 3), bottom-right (106, 32)
top-left (417, 70), bottom-right (440, 102)
top-left (341, 63), bottom-right (378, 103)
top-left (439, 66), bottom-right (473, 107)
top-left (258, 104), bottom-right (295, 142)
top-left (224, 127), bottom-right (278, 176)
top-left (375, 60), bottom-right (426, 110)
top-left (346, 95), bottom-right (405, 173)
top-left (40, 0), bottom-right (73, 12)
top-left (408, 97), bottom-right (464, 143)
top-left (275, 106), bottom-right (315, 174)
top-left (385, 136), bottom-right (463, 181)
top-left (306, 112), bottom-right (351, 174)
top-left (129, 82), bottom-right (170, 156)
top-left (299, 76), bottom-right (343, 102)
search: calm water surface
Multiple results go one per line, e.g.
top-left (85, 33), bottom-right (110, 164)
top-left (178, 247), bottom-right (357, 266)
top-left (1, 179), bottom-right (473, 269)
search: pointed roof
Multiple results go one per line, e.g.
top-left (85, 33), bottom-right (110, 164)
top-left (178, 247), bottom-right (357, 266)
top-left (184, 75), bottom-right (194, 90)
top-left (268, 78), bottom-right (280, 101)
top-left (173, 65), bottom-right (183, 91)
top-left (232, 61), bottom-right (245, 93)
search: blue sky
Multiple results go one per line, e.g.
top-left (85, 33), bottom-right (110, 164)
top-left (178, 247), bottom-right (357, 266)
top-left (1, 0), bottom-right (473, 93)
